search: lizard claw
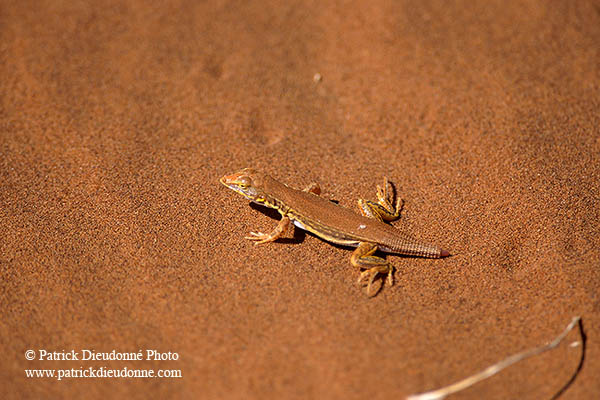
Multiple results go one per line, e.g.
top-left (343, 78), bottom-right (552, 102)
top-left (376, 185), bottom-right (387, 205)
top-left (376, 177), bottom-right (397, 212)
top-left (245, 231), bottom-right (264, 238)
top-left (245, 231), bottom-right (271, 244)
top-left (386, 268), bottom-right (394, 287)
top-left (357, 265), bottom-right (394, 296)
top-left (357, 269), bottom-right (382, 297)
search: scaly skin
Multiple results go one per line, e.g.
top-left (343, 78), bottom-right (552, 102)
top-left (220, 168), bottom-right (450, 296)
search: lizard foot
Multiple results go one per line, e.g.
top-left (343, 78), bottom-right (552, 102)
top-left (244, 217), bottom-right (291, 245)
top-left (357, 266), bottom-right (394, 297)
top-left (245, 231), bottom-right (274, 245)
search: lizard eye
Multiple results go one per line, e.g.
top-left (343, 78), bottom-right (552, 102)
top-left (238, 176), bottom-right (251, 189)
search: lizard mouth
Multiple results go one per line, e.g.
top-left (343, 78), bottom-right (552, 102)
top-left (220, 175), bottom-right (258, 200)
top-left (219, 175), bottom-right (242, 190)
top-left (219, 176), bottom-right (237, 192)
top-left (219, 178), bottom-right (239, 192)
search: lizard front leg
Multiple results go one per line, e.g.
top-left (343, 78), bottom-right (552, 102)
top-left (357, 177), bottom-right (403, 222)
top-left (351, 242), bottom-right (394, 297)
top-left (245, 216), bottom-right (291, 245)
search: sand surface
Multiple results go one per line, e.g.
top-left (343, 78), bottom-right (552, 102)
top-left (1, 1), bottom-right (599, 399)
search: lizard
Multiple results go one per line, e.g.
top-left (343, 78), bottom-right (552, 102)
top-left (220, 168), bottom-right (450, 296)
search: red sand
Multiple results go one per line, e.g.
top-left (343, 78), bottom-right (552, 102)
top-left (1, 1), bottom-right (599, 399)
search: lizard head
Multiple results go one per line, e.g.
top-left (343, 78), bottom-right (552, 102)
top-left (220, 168), bottom-right (266, 201)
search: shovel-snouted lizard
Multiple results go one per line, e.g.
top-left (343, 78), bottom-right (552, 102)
top-left (220, 168), bottom-right (450, 296)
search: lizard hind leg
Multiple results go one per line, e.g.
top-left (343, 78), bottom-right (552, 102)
top-left (351, 242), bottom-right (394, 297)
top-left (357, 177), bottom-right (403, 222)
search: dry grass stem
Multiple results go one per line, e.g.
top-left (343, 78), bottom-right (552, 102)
top-left (407, 316), bottom-right (581, 400)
